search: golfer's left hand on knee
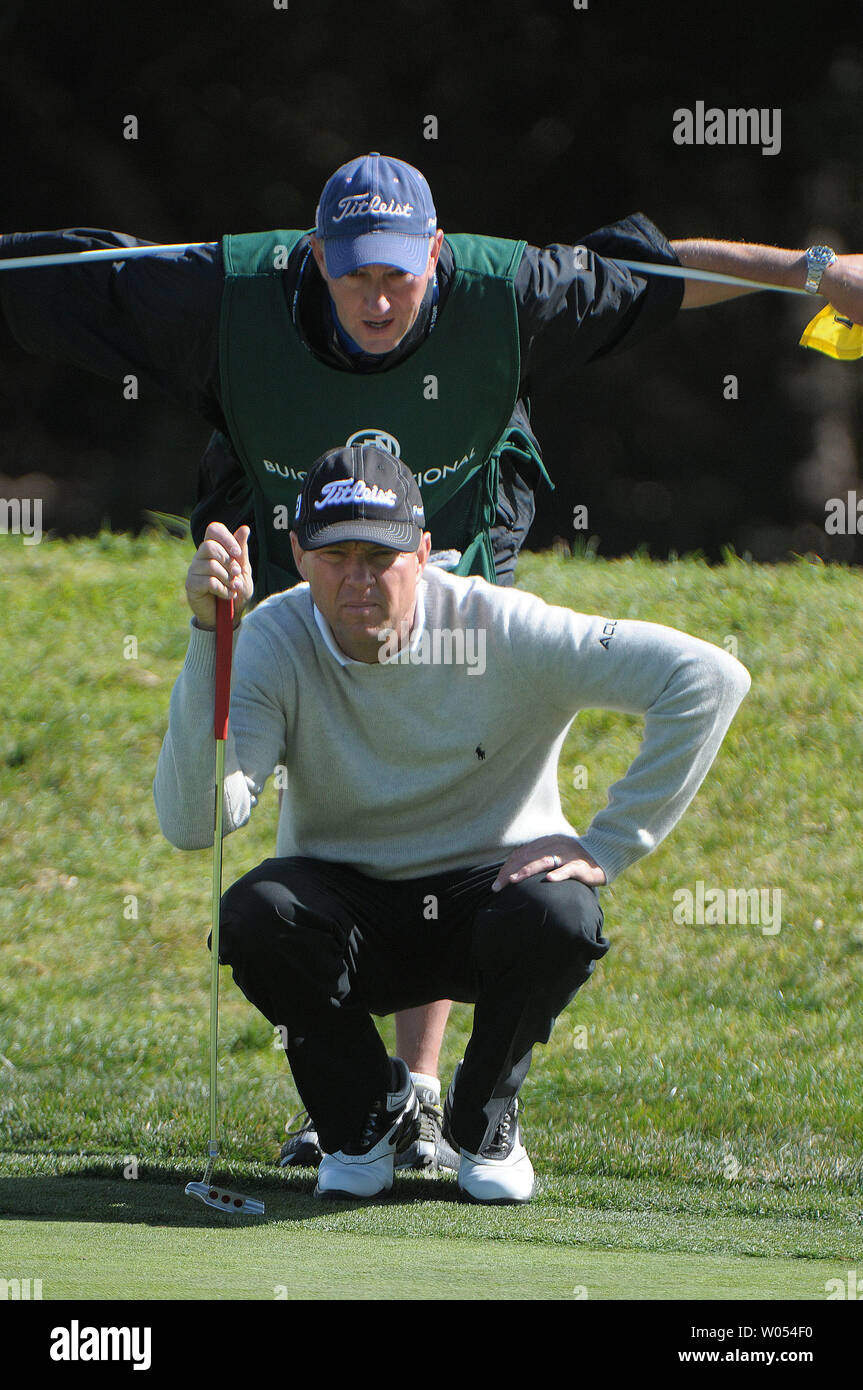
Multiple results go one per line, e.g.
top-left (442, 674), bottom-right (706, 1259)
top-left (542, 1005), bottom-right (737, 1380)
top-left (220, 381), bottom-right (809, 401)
top-left (492, 834), bottom-right (607, 892)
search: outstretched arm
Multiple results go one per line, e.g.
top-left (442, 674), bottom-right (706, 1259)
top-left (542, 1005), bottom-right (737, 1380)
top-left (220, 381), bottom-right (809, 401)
top-left (0, 229), bottom-right (224, 416)
top-left (672, 238), bottom-right (863, 323)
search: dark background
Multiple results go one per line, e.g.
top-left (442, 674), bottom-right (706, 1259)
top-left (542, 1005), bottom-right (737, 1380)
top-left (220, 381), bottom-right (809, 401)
top-left (0, 0), bottom-right (861, 560)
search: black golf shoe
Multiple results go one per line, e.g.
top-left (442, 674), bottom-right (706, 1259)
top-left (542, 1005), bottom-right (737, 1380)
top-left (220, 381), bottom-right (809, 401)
top-left (278, 1110), bottom-right (324, 1168)
top-left (395, 1083), bottom-right (459, 1173)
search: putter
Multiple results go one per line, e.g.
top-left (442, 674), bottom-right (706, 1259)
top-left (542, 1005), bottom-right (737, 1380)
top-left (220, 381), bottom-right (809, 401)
top-left (185, 591), bottom-right (265, 1217)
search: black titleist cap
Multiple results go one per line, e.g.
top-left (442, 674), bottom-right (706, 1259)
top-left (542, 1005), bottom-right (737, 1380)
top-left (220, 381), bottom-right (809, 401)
top-left (292, 444), bottom-right (426, 552)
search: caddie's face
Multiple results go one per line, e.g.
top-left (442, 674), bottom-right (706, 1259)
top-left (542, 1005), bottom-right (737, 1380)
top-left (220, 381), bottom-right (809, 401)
top-left (311, 230), bottom-right (444, 355)
top-left (290, 532), bottom-right (432, 664)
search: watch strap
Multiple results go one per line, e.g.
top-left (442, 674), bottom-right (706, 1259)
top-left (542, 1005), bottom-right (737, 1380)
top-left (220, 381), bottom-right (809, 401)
top-left (805, 245), bottom-right (836, 294)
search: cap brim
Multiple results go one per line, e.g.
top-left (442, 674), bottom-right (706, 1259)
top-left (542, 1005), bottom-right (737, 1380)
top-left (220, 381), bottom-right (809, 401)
top-left (323, 232), bottom-right (432, 278)
top-left (295, 518), bottom-right (422, 552)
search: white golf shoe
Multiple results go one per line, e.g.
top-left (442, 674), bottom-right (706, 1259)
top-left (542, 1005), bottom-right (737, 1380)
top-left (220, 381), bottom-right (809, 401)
top-left (458, 1124), bottom-right (535, 1205)
top-left (314, 1057), bottom-right (420, 1201)
top-left (444, 1063), bottom-right (536, 1205)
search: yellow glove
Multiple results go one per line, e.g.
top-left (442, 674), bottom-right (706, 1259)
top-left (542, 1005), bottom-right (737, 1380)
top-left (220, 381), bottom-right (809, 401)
top-left (799, 304), bottom-right (863, 360)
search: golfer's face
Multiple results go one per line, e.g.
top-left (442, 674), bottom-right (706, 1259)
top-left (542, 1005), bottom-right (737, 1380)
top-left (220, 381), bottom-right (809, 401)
top-left (312, 232), bottom-right (443, 355)
top-left (291, 535), bottom-right (431, 663)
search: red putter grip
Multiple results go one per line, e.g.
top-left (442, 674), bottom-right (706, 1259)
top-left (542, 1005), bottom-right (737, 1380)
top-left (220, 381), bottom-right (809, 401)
top-left (214, 596), bottom-right (234, 741)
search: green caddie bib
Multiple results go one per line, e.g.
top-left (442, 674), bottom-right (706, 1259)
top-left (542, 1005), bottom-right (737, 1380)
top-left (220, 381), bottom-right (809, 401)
top-left (219, 229), bottom-right (538, 594)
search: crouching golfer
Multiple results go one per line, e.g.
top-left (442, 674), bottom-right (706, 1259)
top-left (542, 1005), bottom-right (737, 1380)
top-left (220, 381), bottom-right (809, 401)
top-left (154, 442), bottom-right (750, 1204)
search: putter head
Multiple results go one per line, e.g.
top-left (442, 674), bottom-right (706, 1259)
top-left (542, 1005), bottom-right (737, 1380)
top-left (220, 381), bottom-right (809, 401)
top-left (185, 1180), bottom-right (265, 1216)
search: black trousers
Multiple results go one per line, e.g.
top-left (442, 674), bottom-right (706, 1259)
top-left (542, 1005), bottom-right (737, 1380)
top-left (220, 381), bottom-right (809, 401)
top-left (219, 856), bottom-right (609, 1155)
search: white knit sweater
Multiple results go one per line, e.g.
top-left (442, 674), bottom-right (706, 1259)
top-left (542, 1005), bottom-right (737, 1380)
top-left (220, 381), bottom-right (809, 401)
top-left (153, 567), bottom-right (750, 883)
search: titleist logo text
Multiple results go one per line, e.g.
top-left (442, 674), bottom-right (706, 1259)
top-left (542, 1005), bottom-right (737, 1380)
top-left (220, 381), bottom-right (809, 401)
top-left (314, 479), bottom-right (398, 510)
top-left (331, 193), bottom-right (415, 223)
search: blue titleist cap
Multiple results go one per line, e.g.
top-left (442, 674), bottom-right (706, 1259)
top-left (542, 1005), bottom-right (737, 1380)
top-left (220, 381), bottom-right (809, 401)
top-left (314, 152), bottom-right (437, 278)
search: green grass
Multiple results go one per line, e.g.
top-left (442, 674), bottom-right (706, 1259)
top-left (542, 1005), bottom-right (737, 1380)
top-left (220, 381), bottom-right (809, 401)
top-left (0, 1196), bottom-right (850, 1300)
top-left (1, 532), bottom-right (862, 1299)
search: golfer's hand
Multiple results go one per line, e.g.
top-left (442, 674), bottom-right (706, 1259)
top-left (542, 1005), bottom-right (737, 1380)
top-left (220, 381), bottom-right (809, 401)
top-left (822, 255), bottom-right (863, 325)
top-left (185, 523), bottom-right (254, 630)
top-left (492, 834), bottom-right (607, 892)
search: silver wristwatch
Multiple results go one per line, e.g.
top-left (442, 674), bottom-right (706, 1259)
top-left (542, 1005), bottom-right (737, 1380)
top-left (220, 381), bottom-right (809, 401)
top-left (804, 245), bottom-right (836, 294)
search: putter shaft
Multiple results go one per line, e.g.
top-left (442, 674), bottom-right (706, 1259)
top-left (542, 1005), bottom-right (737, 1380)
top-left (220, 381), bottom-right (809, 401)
top-left (209, 738), bottom-right (226, 1155)
top-left (184, 597), bottom-right (263, 1216)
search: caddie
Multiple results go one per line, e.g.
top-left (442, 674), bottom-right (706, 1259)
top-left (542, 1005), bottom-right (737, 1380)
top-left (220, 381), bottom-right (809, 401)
top-left (153, 441), bottom-right (750, 1203)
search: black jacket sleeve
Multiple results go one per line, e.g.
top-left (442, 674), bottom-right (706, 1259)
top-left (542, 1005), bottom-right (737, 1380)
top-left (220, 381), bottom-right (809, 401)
top-left (191, 429), bottom-right (256, 553)
top-left (516, 213), bottom-right (683, 391)
top-left (0, 229), bottom-right (226, 427)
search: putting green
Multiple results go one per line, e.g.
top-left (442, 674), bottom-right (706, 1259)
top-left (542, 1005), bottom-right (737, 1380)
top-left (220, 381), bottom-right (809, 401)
top-left (0, 1215), bottom-right (843, 1301)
